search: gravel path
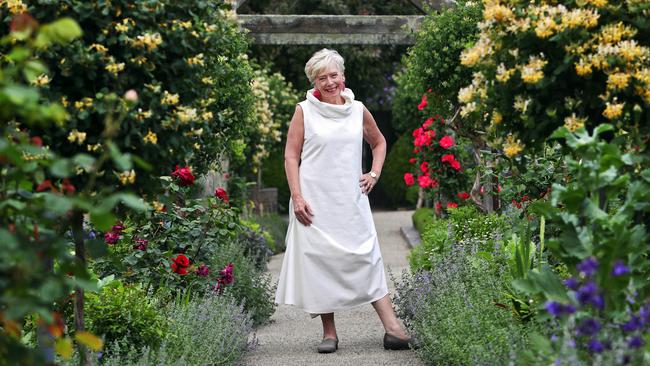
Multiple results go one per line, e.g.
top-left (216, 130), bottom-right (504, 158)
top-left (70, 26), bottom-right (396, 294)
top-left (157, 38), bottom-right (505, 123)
top-left (241, 210), bottom-right (424, 366)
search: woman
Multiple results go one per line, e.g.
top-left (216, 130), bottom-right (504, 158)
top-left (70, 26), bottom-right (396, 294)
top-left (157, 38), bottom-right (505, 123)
top-left (274, 48), bottom-right (415, 353)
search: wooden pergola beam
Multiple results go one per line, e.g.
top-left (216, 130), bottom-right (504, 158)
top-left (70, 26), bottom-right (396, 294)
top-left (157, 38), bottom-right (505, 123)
top-left (238, 15), bottom-right (425, 45)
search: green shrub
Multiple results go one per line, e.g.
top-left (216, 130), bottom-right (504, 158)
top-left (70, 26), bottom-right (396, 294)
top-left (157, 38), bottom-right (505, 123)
top-left (210, 240), bottom-right (276, 326)
top-left (411, 207), bottom-right (434, 234)
top-left (100, 293), bottom-right (254, 366)
top-left (448, 206), bottom-right (507, 252)
top-left (393, 244), bottom-right (530, 365)
top-left (378, 133), bottom-right (419, 208)
top-left (248, 213), bottom-right (289, 254)
top-left (260, 154), bottom-right (290, 214)
top-left (84, 281), bottom-right (167, 352)
top-left (408, 219), bottom-right (449, 272)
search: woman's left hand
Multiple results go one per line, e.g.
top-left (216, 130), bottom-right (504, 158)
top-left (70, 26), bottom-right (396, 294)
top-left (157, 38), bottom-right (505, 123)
top-left (359, 173), bottom-right (377, 195)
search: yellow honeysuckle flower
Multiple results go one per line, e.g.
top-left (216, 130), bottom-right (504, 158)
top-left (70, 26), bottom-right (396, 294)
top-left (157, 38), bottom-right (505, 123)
top-left (87, 143), bottom-right (102, 152)
top-left (143, 130), bottom-right (158, 144)
top-left (503, 135), bottom-right (524, 158)
top-left (161, 91), bottom-right (179, 105)
top-left (4, 0), bottom-right (27, 14)
top-left (89, 44), bottom-right (109, 53)
top-left (130, 55), bottom-right (148, 65)
top-left (67, 129), bottom-right (87, 145)
top-left (175, 106), bottom-right (198, 123)
top-left (187, 53), bottom-right (205, 66)
top-left (118, 170), bottom-right (136, 185)
top-left (106, 62), bottom-right (125, 75)
top-left (152, 201), bottom-right (165, 212)
top-left (136, 109), bottom-right (152, 121)
top-left (496, 63), bottom-right (516, 83)
top-left (132, 33), bottom-right (163, 52)
top-left (607, 72), bottom-right (631, 90)
top-left (201, 76), bottom-right (215, 85)
top-left (201, 111), bottom-right (213, 121)
top-left (603, 102), bottom-right (624, 119)
top-left (31, 74), bottom-right (51, 86)
top-left (491, 111), bottom-right (503, 125)
top-left (575, 59), bottom-right (593, 76)
top-left (520, 55), bottom-right (548, 84)
top-left (564, 113), bottom-right (587, 132)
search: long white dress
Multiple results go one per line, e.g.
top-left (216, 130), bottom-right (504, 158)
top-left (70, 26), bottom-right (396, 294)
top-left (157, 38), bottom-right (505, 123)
top-left (274, 88), bottom-right (390, 318)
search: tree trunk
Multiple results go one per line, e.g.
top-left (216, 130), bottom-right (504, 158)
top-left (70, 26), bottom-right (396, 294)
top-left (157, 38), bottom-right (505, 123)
top-left (72, 211), bottom-right (92, 366)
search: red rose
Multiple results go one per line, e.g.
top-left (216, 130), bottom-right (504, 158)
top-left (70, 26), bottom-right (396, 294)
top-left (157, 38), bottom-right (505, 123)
top-left (441, 154), bottom-right (455, 163)
top-left (404, 173), bottom-right (415, 186)
top-left (422, 117), bottom-right (434, 129)
top-left (447, 202), bottom-right (458, 209)
top-left (61, 179), bottom-right (76, 194)
top-left (450, 160), bottom-right (461, 171)
top-left (419, 161), bottom-right (429, 174)
top-left (418, 174), bottom-right (433, 188)
top-left (417, 94), bottom-right (428, 110)
top-left (196, 264), bottom-right (210, 277)
top-left (219, 263), bottom-right (234, 285)
top-left (104, 231), bottom-right (120, 244)
top-left (31, 136), bottom-right (43, 147)
top-left (171, 165), bottom-right (195, 186)
top-left (412, 127), bottom-right (424, 138)
top-left (215, 187), bottom-right (230, 204)
top-left (408, 158), bottom-right (416, 164)
top-left (439, 136), bottom-right (454, 149)
top-left (457, 192), bottom-right (470, 200)
top-left (36, 179), bottom-right (53, 192)
top-left (435, 201), bottom-right (442, 214)
top-left (171, 254), bottom-right (190, 275)
top-left (10, 13), bottom-right (39, 34)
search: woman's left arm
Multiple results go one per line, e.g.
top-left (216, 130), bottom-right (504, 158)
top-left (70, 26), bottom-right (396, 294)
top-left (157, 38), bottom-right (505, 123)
top-left (359, 105), bottom-right (387, 194)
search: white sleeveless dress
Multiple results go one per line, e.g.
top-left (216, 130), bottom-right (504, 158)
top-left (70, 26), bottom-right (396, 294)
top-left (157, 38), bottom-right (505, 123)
top-left (274, 88), bottom-right (390, 318)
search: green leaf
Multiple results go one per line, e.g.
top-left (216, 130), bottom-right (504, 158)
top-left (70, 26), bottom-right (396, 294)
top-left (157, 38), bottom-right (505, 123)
top-left (73, 154), bottom-right (96, 171)
top-left (3, 85), bottom-right (39, 106)
top-left (37, 18), bottom-right (82, 47)
top-left (75, 331), bottom-right (103, 352)
top-left (114, 193), bottom-right (149, 211)
top-left (86, 238), bottom-right (107, 258)
top-left (593, 123), bottom-right (614, 136)
top-left (44, 194), bottom-right (74, 214)
top-left (90, 210), bottom-right (116, 232)
top-left (50, 159), bottom-right (72, 177)
top-left (107, 141), bottom-right (132, 171)
top-left (641, 169), bottom-right (650, 183)
top-left (0, 229), bottom-right (18, 250)
top-left (0, 199), bottom-right (26, 211)
top-left (528, 268), bottom-right (570, 302)
top-left (23, 61), bottom-right (48, 83)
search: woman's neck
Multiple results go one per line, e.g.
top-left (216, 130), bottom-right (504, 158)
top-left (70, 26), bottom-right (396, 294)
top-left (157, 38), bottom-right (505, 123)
top-left (320, 94), bottom-right (345, 105)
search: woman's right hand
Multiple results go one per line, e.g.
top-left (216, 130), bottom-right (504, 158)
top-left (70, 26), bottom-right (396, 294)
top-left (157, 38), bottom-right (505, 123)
top-left (292, 195), bottom-right (314, 226)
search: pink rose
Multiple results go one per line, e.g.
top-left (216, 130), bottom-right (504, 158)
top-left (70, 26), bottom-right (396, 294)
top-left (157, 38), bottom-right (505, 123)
top-left (404, 173), bottom-right (415, 186)
top-left (439, 136), bottom-right (454, 149)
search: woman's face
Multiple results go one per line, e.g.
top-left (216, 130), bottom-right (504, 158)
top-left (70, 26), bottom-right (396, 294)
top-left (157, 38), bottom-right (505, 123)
top-left (314, 64), bottom-right (345, 98)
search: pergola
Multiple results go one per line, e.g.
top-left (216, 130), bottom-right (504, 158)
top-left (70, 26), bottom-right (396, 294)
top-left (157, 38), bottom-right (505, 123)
top-left (235, 0), bottom-right (456, 45)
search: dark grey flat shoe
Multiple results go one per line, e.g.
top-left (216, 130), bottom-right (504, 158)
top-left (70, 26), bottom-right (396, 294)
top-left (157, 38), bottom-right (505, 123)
top-left (383, 332), bottom-right (418, 350)
top-left (317, 336), bottom-right (339, 353)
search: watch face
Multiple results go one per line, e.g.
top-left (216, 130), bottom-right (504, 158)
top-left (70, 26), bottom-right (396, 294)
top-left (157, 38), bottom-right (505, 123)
top-left (370, 172), bottom-right (377, 178)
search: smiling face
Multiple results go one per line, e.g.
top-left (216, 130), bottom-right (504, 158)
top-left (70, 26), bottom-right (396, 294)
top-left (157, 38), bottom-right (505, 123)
top-left (314, 63), bottom-right (345, 100)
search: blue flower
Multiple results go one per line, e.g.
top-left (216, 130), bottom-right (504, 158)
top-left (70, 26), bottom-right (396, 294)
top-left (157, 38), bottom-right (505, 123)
top-left (612, 260), bottom-right (630, 277)
top-left (577, 257), bottom-right (598, 277)
top-left (621, 315), bottom-right (642, 333)
top-left (577, 318), bottom-right (601, 337)
top-left (577, 281), bottom-right (603, 309)
top-left (628, 336), bottom-right (645, 349)
top-left (564, 277), bottom-right (580, 291)
top-left (545, 301), bottom-right (565, 317)
top-left (588, 339), bottom-right (604, 353)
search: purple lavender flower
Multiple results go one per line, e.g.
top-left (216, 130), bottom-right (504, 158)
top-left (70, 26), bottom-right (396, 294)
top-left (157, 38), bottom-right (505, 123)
top-left (546, 301), bottom-right (565, 317)
top-left (612, 260), bottom-right (630, 277)
top-left (591, 294), bottom-right (605, 310)
top-left (564, 304), bottom-right (576, 314)
top-left (588, 339), bottom-right (604, 353)
top-left (622, 315), bottom-right (642, 332)
top-left (564, 277), bottom-right (580, 291)
top-left (577, 318), bottom-right (601, 337)
top-left (577, 257), bottom-right (598, 277)
top-left (577, 282), bottom-right (598, 305)
top-left (640, 303), bottom-right (650, 328)
top-left (628, 336), bottom-right (645, 349)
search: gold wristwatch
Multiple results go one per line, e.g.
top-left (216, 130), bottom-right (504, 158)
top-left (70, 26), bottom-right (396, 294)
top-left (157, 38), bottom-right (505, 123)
top-left (369, 171), bottom-right (378, 180)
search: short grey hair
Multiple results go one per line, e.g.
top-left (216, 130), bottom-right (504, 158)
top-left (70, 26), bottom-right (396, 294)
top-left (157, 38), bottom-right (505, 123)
top-left (304, 48), bottom-right (345, 84)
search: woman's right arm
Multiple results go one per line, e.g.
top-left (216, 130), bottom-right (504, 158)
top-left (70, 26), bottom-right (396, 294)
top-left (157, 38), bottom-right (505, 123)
top-left (285, 105), bottom-right (313, 226)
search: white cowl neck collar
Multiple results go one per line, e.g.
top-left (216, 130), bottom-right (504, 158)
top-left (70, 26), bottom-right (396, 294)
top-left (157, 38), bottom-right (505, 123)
top-left (305, 88), bottom-right (355, 119)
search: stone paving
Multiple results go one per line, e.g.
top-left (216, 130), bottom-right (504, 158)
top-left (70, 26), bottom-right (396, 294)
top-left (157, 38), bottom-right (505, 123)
top-left (241, 210), bottom-right (424, 366)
